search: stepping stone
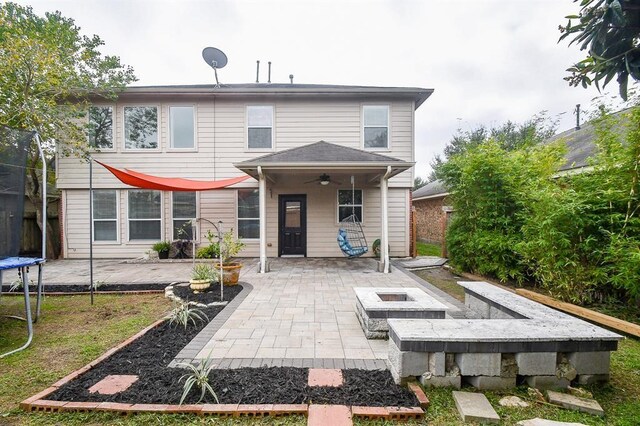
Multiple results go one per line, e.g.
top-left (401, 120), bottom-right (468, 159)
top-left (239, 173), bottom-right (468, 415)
top-left (398, 256), bottom-right (447, 269)
top-left (452, 391), bottom-right (499, 424)
top-left (308, 369), bottom-right (343, 387)
top-left (308, 405), bottom-right (352, 426)
top-left (517, 419), bottom-right (586, 426)
top-left (547, 390), bottom-right (604, 417)
top-left (88, 375), bottom-right (139, 395)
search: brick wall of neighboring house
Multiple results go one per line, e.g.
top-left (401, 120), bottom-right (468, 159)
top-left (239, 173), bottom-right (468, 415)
top-left (414, 196), bottom-right (447, 244)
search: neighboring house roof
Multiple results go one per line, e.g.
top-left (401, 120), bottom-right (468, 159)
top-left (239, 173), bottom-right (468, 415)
top-left (235, 140), bottom-right (413, 179)
top-left (110, 83), bottom-right (434, 109)
top-left (412, 179), bottom-right (448, 200)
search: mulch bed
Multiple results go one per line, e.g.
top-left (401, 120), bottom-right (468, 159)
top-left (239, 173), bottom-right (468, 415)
top-left (172, 282), bottom-right (241, 304)
top-left (1, 283), bottom-right (169, 294)
top-left (44, 283), bottom-right (417, 407)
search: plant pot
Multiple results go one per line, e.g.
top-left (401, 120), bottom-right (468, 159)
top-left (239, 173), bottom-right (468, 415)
top-left (189, 279), bottom-right (211, 292)
top-left (221, 262), bottom-right (242, 286)
top-left (158, 251), bottom-right (169, 260)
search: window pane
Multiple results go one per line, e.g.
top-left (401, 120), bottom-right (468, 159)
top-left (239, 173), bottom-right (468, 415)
top-left (170, 106), bottom-right (194, 148)
top-left (238, 219), bottom-right (260, 239)
top-left (173, 192), bottom-right (196, 218)
top-left (338, 189), bottom-right (362, 205)
top-left (124, 106), bottom-right (158, 149)
top-left (173, 219), bottom-right (194, 240)
top-left (93, 190), bottom-right (116, 219)
top-left (238, 189), bottom-right (259, 218)
top-left (130, 220), bottom-right (161, 240)
top-left (248, 128), bottom-right (272, 149)
top-left (364, 106), bottom-right (388, 126)
top-left (88, 107), bottom-right (113, 148)
top-left (94, 221), bottom-right (117, 241)
top-left (247, 106), bottom-right (273, 126)
top-left (285, 201), bottom-right (301, 227)
top-left (339, 206), bottom-right (362, 222)
top-left (364, 127), bottom-right (388, 148)
top-left (128, 190), bottom-right (161, 219)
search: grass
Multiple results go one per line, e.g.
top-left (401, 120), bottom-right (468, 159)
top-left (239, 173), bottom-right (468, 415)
top-left (416, 241), bottom-right (441, 257)
top-left (2, 285), bottom-right (639, 425)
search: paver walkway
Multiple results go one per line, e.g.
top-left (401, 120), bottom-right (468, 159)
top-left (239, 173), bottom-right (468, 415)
top-left (178, 258), bottom-right (463, 368)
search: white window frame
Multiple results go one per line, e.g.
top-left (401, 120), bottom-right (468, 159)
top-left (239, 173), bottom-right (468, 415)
top-left (362, 104), bottom-right (390, 151)
top-left (237, 188), bottom-right (260, 240)
top-left (246, 105), bottom-right (275, 151)
top-left (168, 105), bottom-right (197, 151)
top-left (123, 105), bottom-right (161, 151)
top-left (126, 189), bottom-right (163, 242)
top-left (92, 189), bottom-right (119, 243)
top-left (337, 188), bottom-right (364, 224)
top-left (171, 191), bottom-right (198, 241)
top-left (87, 105), bottom-right (115, 151)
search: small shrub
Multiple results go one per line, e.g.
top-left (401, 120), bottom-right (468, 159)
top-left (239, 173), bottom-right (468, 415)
top-left (168, 302), bottom-right (209, 329)
top-left (191, 264), bottom-right (217, 281)
top-left (177, 355), bottom-right (218, 404)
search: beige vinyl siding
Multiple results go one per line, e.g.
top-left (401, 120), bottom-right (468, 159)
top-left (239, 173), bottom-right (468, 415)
top-left (57, 98), bottom-right (414, 189)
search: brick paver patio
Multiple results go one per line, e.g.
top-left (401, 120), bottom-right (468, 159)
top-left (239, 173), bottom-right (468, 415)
top-left (175, 258), bottom-right (463, 368)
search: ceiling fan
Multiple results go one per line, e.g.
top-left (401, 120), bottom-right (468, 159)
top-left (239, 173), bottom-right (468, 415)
top-left (303, 173), bottom-right (342, 186)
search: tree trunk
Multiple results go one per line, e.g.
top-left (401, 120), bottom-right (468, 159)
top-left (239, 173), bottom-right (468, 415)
top-left (27, 193), bottom-right (59, 259)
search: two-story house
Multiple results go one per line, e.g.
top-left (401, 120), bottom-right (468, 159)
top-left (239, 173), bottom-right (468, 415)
top-left (56, 83), bottom-right (432, 272)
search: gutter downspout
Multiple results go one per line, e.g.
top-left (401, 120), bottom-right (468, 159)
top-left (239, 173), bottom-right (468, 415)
top-left (380, 166), bottom-right (392, 273)
top-left (258, 166), bottom-right (267, 273)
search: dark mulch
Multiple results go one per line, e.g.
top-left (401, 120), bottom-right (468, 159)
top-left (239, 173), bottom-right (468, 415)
top-left (173, 282), bottom-right (241, 304)
top-left (46, 282), bottom-right (417, 407)
top-left (1, 283), bottom-right (169, 294)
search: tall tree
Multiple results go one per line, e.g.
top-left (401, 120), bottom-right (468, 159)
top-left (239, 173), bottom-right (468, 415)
top-left (559, 0), bottom-right (640, 100)
top-left (413, 176), bottom-right (428, 191)
top-left (0, 3), bottom-right (136, 257)
top-left (429, 115), bottom-right (556, 182)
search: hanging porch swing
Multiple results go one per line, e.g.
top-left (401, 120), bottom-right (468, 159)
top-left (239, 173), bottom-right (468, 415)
top-left (337, 176), bottom-right (368, 258)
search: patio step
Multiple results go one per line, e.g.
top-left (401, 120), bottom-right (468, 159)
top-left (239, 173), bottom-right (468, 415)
top-left (307, 405), bottom-right (352, 426)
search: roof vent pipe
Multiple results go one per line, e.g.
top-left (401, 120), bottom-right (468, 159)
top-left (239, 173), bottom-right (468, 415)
top-left (256, 60), bottom-right (260, 83)
top-left (289, 74), bottom-right (294, 84)
top-left (575, 104), bottom-right (581, 130)
top-left (268, 61), bottom-right (271, 84)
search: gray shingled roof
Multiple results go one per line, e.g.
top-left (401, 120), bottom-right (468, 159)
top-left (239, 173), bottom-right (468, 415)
top-left (412, 179), bottom-right (448, 199)
top-left (116, 83), bottom-right (434, 109)
top-left (236, 141), bottom-right (409, 165)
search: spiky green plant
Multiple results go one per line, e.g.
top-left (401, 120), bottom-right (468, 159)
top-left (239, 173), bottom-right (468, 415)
top-left (177, 356), bottom-right (219, 405)
top-left (168, 302), bottom-right (208, 329)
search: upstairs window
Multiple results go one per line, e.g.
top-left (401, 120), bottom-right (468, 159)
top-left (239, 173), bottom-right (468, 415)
top-left (247, 106), bottom-right (273, 149)
top-left (124, 106), bottom-right (158, 149)
top-left (338, 189), bottom-right (363, 222)
top-left (238, 189), bottom-right (259, 239)
top-left (128, 190), bottom-right (161, 240)
top-left (363, 105), bottom-right (389, 149)
top-left (172, 192), bottom-right (196, 240)
top-left (93, 190), bottom-right (118, 241)
top-left (170, 106), bottom-right (195, 149)
top-left (88, 106), bottom-right (113, 149)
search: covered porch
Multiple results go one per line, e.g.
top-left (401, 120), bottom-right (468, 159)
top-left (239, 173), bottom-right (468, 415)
top-left (234, 141), bottom-right (413, 274)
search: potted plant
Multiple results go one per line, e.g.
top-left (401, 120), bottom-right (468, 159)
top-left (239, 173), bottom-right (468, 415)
top-left (152, 241), bottom-right (171, 259)
top-left (190, 264), bottom-right (217, 292)
top-left (219, 230), bottom-right (245, 286)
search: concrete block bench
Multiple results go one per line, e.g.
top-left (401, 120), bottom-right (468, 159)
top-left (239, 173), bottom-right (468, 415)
top-left (387, 281), bottom-right (623, 390)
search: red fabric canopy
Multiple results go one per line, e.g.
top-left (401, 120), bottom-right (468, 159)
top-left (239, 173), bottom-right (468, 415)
top-left (96, 161), bottom-right (250, 191)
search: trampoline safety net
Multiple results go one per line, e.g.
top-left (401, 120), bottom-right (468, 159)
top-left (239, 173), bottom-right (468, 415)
top-left (0, 127), bottom-right (33, 259)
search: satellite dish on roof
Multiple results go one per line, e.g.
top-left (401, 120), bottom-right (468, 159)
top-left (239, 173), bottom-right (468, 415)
top-left (202, 47), bottom-right (228, 87)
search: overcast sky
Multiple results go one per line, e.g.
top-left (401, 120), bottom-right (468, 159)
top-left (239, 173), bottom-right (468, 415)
top-left (26, 0), bottom-right (627, 178)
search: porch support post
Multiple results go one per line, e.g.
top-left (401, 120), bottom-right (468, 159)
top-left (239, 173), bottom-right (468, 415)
top-left (258, 166), bottom-right (268, 273)
top-left (380, 166), bottom-right (392, 273)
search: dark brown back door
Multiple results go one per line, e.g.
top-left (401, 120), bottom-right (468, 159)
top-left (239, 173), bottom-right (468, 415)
top-left (278, 194), bottom-right (306, 256)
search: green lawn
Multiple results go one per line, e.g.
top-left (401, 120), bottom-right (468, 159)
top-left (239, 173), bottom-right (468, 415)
top-left (1, 289), bottom-right (639, 425)
top-left (416, 241), bottom-right (441, 257)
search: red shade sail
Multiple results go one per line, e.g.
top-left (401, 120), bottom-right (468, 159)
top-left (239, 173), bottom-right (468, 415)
top-left (96, 161), bottom-right (250, 191)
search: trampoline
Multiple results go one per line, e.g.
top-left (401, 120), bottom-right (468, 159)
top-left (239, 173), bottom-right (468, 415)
top-left (0, 127), bottom-right (47, 359)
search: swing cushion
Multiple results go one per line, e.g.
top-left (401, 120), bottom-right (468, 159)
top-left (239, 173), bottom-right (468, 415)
top-left (337, 229), bottom-right (368, 257)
